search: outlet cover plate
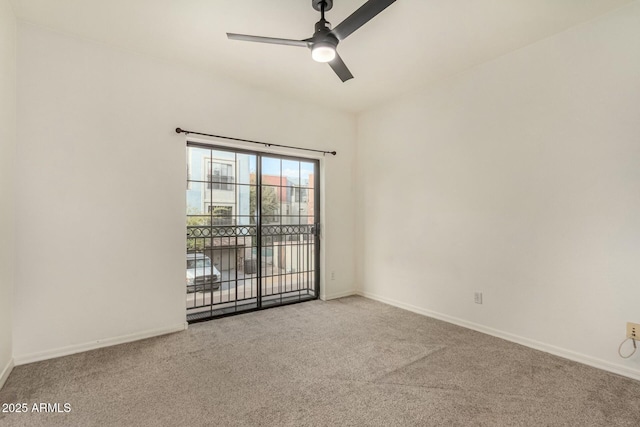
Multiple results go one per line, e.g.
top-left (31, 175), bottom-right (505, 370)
top-left (474, 292), bottom-right (483, 304)
top-left (627, 322), bottom-right (639, 339)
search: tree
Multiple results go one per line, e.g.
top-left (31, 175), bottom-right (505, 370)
top-left (186, 207), bottom-right (210, 251)
top-left (249, 182), bottom-right (280, 224)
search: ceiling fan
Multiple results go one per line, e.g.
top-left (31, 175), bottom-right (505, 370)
top-left (227, 0), bottom-right (396, 82)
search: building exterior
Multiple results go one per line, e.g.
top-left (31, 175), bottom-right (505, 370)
top-left (186, 148), bottom-right (316, 275)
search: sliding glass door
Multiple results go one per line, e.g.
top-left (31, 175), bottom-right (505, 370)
top-left (186, 144), bottom-right (319, 322)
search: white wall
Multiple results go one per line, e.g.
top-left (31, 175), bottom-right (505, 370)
top-left (14, 23), bottom-right (356, 362)
top-left (357, 2), bottom-right (640, 379)
top-left (0, 0), bottom-right (16, 387)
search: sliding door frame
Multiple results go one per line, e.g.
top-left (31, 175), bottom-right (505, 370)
top-left (186, 140), bottom-right (321, 322)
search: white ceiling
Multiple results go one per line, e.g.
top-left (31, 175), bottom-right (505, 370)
top-left (10, 0), bottom-right (633, 113)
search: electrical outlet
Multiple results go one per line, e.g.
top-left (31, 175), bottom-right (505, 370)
top-left (331, 271), bottom-right (335, 281)
top-left (474, 292), bottom-right (483, 304)
top-left (627, 322), bottom-right (640, 339)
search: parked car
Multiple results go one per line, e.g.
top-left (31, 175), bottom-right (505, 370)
top-left (186, 253), bottom-right (221, 293)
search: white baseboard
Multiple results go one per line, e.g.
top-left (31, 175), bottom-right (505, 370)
top-left (357, 290), bottom-right (640, 382)
top-left (321, 289), bottom-right (358, 301)
top-left (0, 357), bottom-right (14, 390)
top-left (14, 322), bottom-right (188, 366)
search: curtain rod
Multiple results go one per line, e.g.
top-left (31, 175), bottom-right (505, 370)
top-left (175, 128), bottom-right (337, 156)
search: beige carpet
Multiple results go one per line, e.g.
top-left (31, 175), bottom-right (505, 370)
top-left (1, 296), bottom-right (640, 426)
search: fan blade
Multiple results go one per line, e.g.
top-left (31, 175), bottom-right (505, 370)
top-left (331, 0), bottom-right (396, 41)
top-left (328, 53), bottom-right (354, 82)
top-left (227, 33), bottom-right (309, 48)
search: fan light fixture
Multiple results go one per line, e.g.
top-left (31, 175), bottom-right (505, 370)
top-left (226, 0), bottom-right (397, 82)
top-left (311, 42), bottom-right (336, 62)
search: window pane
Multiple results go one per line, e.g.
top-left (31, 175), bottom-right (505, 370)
top-left (262, 157), bottom-right (281, 180)
top-left (262, 185), bottom-right (281, 218)
top-left (236, 154), bottom-right (256, 185)
top-left (301, 162), bottom-right (315, 188)
top-left (187, 146), bottom-right (210, 182)
top-left (187, 182), bottom-right (208, 215)
top-left (211, 149), bottom-right (235, 161)
top-left (282, 160), bottom-right (300, 185)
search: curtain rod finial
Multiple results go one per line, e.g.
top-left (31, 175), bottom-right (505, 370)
top-left (175, 127), bottom-right (183, 134)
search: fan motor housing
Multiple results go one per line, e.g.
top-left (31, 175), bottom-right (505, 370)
top-left (312, 0), bottom-right (333, 12)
